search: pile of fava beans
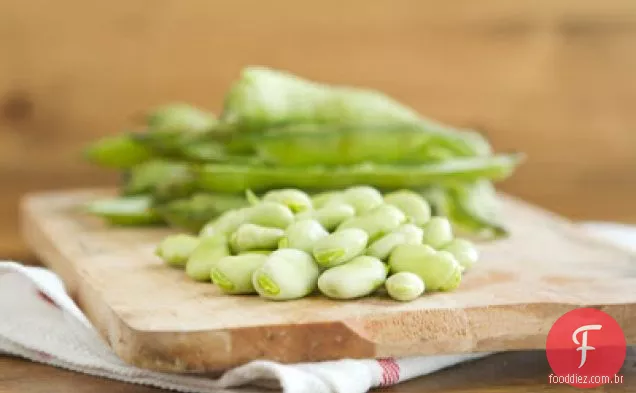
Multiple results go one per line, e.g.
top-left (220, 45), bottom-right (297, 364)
top-left (156, 186), bottom-right (479, 302)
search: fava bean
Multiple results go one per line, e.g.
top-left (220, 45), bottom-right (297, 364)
top-left (342, 186), bottom-right (384, 214)
top-left (155, 234), bottom-right (200, 267)
top-left (443, 239), bottom-right (479, 270)
top-left (389, 244), bottom-right (460, 291)
top-left (384, 190), bottom-right (431, 226)
top-left (211, 254), bottom-right (268, 294)
top-left (252, 249), bottom-right (320, 300)
top-left (279, 219), bottom-right (329, 253)
top-left (338, 204), bottom-right (406, 241)
top-left (297, 203), bottom-right (356, 231)
top-left (318, 256), bottom-right (387, 299)
top-left (199, 208), bottom-right (250, 237)
top-left (312, 228), bottom-right (369, 268)
top-left (385, 272), bottom-right (425, 301)
top-left (230, 223), bottom-right (284, 253)
top-left (366, 233), bottom-right (406, 261)
top-left (438, 257), bottom-right (463, 291)
top-left (247, 201), bottom-right (295, 229)
top-left (422, 217), bottom-right (454, 249)
top-left (263, 189), bottom-right (312, 213)
top-left (311, 191), bottom-right (343, 209)
top-left (396, 223), bottom-right (424, 244)
top-left (185, 234), bottom-right (230, 281)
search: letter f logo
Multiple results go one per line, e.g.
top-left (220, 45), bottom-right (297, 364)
top-left (572, 324), bottom-right (602, 368)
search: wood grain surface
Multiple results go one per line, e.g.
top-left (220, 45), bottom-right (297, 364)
top-left (2, 0), bottom-right (636, 260)
top-left (19, 188), bottom-right (636, 372)
top-left (3, 349), bottom-right (636, 392)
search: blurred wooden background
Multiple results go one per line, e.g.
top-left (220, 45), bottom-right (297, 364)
top-left (1, 0), bottom-right (635, 260)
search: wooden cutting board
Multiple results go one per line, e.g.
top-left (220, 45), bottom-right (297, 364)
top-left (20, 188), bottom-right (636, 373)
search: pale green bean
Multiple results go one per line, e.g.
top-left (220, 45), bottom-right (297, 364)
top-left (247, 201), bottom-right (295, 228)
top-left (422, 216), bottom-right (454, 249)
top-left (279, 219), bottom-right (329, 253)
top-left (185, 234), bottom-right (230, 281)
top-left (242, 250), bottom-right (274, 255)
top-left (443, 239), bottom-right (479, 270)
top-left (312, 228), bottom-right (369, 268)
top-left (296, 203), bottom-right (356, 231)
top-left (388, 244), bottom-right (460, 291)
top-left (384, 190), bottom-right (431, 226)
top-left (366, 232), bottom-right (406, 261)
top-left (263, 188), bottom-right (312, 213)
top-left (311, 191), bottom-right (343, 209)
top-left (252, 249), bottom-right (320, 300)
top-left (211, 254), bottom-right (268, 294)
top-left (199, 208), bottom-right (250, 237)
top-left (367, 223), bottom-right (423, 260)
top-left (155, 234), bottom-right (200, 267)
top-left (317, 256), bottom-right (388, 299)
top-left (230, 223), bottom-right (285, 253)
top-left (385, 272), bottom-right (425, 301)
top-left (342, 186), bottom-right (384, 214)
top-left (437, 257), bottom-right (463, 291)
top-left (338, 204), bottom-right (406, 241)
top-left (396, 223), bottom-right (424, 244)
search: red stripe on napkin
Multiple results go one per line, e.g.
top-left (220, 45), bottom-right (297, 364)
top-left (377, 357), bottom-right (401, 386)
top-left (37, 289), bottom-right (60, 309)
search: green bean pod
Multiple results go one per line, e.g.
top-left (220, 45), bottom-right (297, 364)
top-left (422, 217), bottom-right (454, 249)
top-left (279, 219), bottom-right (329, 253)
top-left (185, 234), bottom-right (230, 281)
top-left (230, 224), bottom-right (285, 253)
top-left (220, 66), bottom-right (421, 132)
top-left (210, 254), bottom-right (268, 294)
top-left (123, 160), bottom-right (197, 200)
top-left (338, 204), bottom-right (406, 241)
top-left (388, 244), bottom-right (460, 291)
top-left (85, 195), bottom-right (163, 226)
top-left (196, 154), bottom-right (523, 193)
top-left (146, 103), bottom-right (217, 135)
top-left (155, 234), bottom-right (200, 267)
top-left (385, 272), bottom-right (425, 301)
top-left (443, 239), bottom-right (479, 271)
top-left (262, 189), bottom-right (312, 213)
top-left (312, 228), bottom-right (369, 268)
top-left (249, 123), bottom-right (486, 167)
top-left (296, 203), bottom-right (356, 231)
top-left (252, 249), bottom-right (320, 300)
top-left (84, 134), bottom-right (152, 170)
top-left (318, 256), bottom-right (388, 300)
top-left (155, 193), bottom-right (248, 232)
top-left (246, 201), bottom-right (295, 229)
top-left (422, 182), bottom-right (508, 239)
top-left (384, 190), bottom-right (431, 226)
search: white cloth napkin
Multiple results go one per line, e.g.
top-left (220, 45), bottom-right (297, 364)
top-left (1, 222), bottom-right (634, 393)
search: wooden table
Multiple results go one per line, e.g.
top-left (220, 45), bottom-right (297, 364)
top-left (2, 349), bottom-right (635, 392)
